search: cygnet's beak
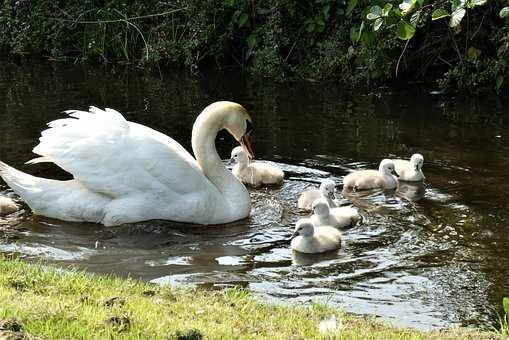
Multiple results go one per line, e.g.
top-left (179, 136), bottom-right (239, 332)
top-left (392, 169), bottom-right (400, 177)
top-left (228, 158), bottom-right (235, 166)
top-left (291, 231), bottom-right (299, 239)
top-left (414, 164), bottom-right (419, 171)
top-left (240, 131), bottom-right (254, 160)
top-left (328, 191), bottom-right (336, 200)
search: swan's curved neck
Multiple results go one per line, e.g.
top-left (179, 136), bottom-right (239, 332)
top-left (191, 110), bottom-right (249, 217)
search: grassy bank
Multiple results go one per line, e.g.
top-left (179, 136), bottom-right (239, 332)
top-left (0, 257), bottom-right (505, 339)
top-left (0, 1), bottom-right (508, 93)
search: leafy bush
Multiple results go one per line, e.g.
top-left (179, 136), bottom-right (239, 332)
top-left (0, 0), bottom-right (508, 93)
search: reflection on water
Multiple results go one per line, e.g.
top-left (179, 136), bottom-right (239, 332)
top-left (1, 60), bottom-right (509, 330)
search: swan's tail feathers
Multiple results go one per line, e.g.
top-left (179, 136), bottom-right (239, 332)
top-left (0, 161), bottom-right (51, 208)
top-left (0, 161), bottom-right (107, 222)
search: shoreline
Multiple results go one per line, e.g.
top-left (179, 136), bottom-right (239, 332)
top-left (0, 256), bottom-right (505, 339)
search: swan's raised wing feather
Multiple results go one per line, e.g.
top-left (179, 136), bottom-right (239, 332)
top-left (31, 107), bottom-right (208, 198)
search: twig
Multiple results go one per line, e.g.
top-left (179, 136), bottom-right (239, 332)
top-left (46, 8), bottom-right (187, 24)
top-left (395, 39), bottom-right (410, 77)
top-left (448, 26), bottom-right (463, 65)
top-left (46, 9), bottom-right (185, 62)
top-left (284, 26), bottom-right (304, 63)
top-left (470, 10), bottom-right (486, 41)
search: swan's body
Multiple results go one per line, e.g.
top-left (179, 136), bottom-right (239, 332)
top-left (310, 198), bottom-right (360, 229)
top-left (392, 153), bottom-right (425, 181)
top-left (291, 218), bottom-right (342, 254)
top-left (0, 102), bottom-right (254, 226)
top-left (230, 146), bottom-right (283, 187)
top-left (0, 196), bottom-right (18, 216)
top-left (343, 159), bottom-right (399, 191)
top-left (297, 179), bottom-right (337, 211)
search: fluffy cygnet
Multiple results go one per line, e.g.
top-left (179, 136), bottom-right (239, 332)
top-left (392, 153), bottom-right (425, 181)
top-left (310, 198), bottom-right (360, 228)
top-left (230, 146), bottom-right (284, 187)
top-left (290, 218), bottom-right (342, 254)
top-left (0, 196), bottom-right (19, 216)
top-left (297, 179), bottom-right (337, 211)
top-left (343, 159), bottom-right (399, 191)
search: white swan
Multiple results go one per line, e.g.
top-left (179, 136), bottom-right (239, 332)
top-left (0, 196), bottom-right (19, 216)
top-left (290, 218), bottom-right (342, 254)
top-left (297, 179), bottom-right (337, 211)
top-left (0, 102), bottom-right (254, 226)
top-left (310, 198), bottom-right (360, 228)
top-left (343, 159), bottom-right (399, 191)
top-left (230, 146), bottom-right (284, 187)
top-left (392, 153), bottom-right (425, 181)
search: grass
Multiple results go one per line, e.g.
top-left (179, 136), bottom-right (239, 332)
top-left (0, 256), bottom-right (504, 339)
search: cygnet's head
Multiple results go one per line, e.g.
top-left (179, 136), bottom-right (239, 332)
top-left (230, 146), bottom-right (249, 165)
top-left (312, 198), bottom-right (330, 217)
top-left (292, 218), bottom-right (315, 238)
top-left (319, 179), bottom-right (336, 201)
top-left (379, 159), bottom-right (399, 177)
top-left (410, 153), bottom-right (424, 171)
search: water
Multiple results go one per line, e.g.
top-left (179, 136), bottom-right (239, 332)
top-left (1, 60), bottom-right (508, 330)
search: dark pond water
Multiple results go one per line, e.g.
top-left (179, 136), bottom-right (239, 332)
top-left (1, 60), bottom-right (508, 330)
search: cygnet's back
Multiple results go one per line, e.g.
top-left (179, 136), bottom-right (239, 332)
top-left (392, 153), bottom-right (425, 181)
top-left (0, 196), bottom-right (19, 216)
top-left (230, 146), bottom-right (284, 187)
top-left (343, 159), bottom-right (399, 191)
top-left (310, 198), bottom-right (360, 228)
top-left (297, 179), bottom-right (337, 211)
top-left (291, 218), bottom-right (342, 254)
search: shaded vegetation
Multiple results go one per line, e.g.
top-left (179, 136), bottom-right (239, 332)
top-left (0, 256), bottom-right (505, 339)
top-left (0, 1), bottom-right (508, 92)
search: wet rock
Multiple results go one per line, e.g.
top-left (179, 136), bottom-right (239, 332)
top-left (107, 315), bottom-right (130, 332)
top-left (0, 318), bottom-right (22, 332)
top-left (103, 296), bottom-right (125, 307)
top-left (0, 319), bottom-right (25, 340)
top-left (174, 329), bottom-right (203, 340)
top-left (0, 330), bottom-right (27, 340)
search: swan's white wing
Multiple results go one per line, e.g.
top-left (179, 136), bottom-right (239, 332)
top-left (31, 107), bottom-right (210, 198)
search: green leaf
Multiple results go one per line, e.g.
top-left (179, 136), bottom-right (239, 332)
top-left (503, 297), bottom-right (509, 315)
top-left (350, 22), bottom-right (364, 44)
top-left (374, 17), bottom-right (384, 31)
top-left (350, 26), bottom-right (360, 44)
top-left (361, 31), bottom-right (375, 46)
top-left (410, 10), bottom-right (421, 26)
top-left (500, 7), bottom-right (509, 19)
top-left (467, 47), bottom-right (481, 60)
top-left (432, 9), bottom-right (450, 20)
top-left (246, 34), bottom-right (257, 50)
top-left (346, 0), bottom-right (358, 16)
top-left (451, 0), bottom-right (464, 12)
top-left (399, 0), bottom-right (416, 15)
top-left (396, 20), bottom-right (415, 40)
top-left (367, 5), bottom-right (382, 20)
top-left (382, 3), bottom-right (393, 17)
top-left (238, 13), bottom-right (249, 27)
top-left (469, 0), bottom-right (486, 7)
top-left (315, 18), bottom-right (326, 33)
top-left (449, 7), bottom-right (466, 27)
top-left (323, 4), bottom-right (331, 20)
top-left (224, 0), bottom-right (235, 6)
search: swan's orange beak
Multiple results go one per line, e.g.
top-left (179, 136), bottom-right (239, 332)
top-left (240, 132), bottom-right (254, 160)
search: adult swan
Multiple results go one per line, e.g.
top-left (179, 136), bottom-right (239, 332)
top-left (0, 101), bottom-right (254, 226)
